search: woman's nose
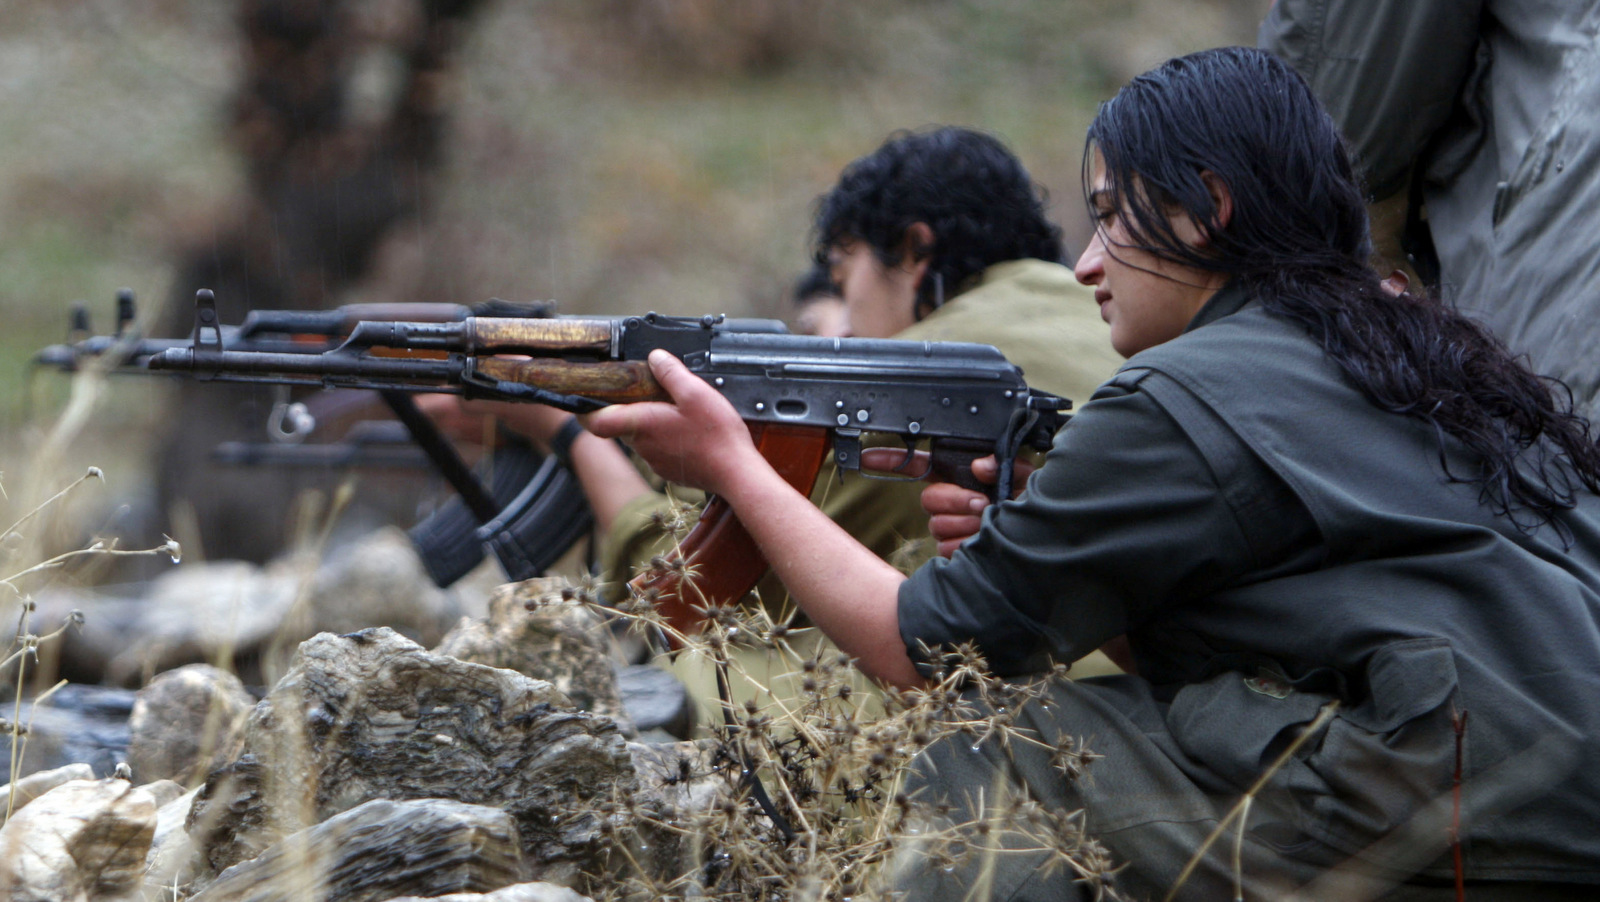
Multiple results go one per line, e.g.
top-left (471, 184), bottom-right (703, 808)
top-left (1074, 232), bottom-right (1106, 285)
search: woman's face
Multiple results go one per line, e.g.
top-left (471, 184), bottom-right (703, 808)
top-left (1074, 155), bottom-right (1226, 358)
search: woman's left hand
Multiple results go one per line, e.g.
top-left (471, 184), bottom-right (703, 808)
top-left (917, 454), bottom-right (1037, 557)
top-left (582, 349), bottom-right (760, 495)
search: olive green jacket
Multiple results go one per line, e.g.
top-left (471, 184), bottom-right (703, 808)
top-left (903, 282), bottom-right (1600, 880)
top-left (598, 258), bottom-right (1121, 603)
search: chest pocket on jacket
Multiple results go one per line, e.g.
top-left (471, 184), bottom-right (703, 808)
top-left (1166, 638), bottom-right (1460, 857)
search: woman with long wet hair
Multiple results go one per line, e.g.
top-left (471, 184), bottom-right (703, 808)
top-left (586, 47), bottom-right (1600, 899)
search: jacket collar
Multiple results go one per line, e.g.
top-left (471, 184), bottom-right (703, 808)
top-left (1184, 280), bottom-right (1252, 334)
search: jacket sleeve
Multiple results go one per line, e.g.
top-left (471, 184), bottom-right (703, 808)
top-left (1259, 0), bottom-right (1487, 200)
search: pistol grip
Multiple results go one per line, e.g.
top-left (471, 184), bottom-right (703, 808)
top-left (629, 423), bottom-right (829, 647)
top-left (928, 438), bottom-right (999, 501)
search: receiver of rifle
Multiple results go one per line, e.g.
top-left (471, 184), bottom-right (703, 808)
top-left (146, 289), bottom-right (1071, 641)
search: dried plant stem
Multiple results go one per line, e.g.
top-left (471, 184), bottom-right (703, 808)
top-left (1163, 701), bottom-right (1340, 902)
top-left (1, 539), bottom-right (176, 593)
top-left (0, 466), bottom-right (103, 545)
top-left (1232, 795), bottom-right (1254, 902)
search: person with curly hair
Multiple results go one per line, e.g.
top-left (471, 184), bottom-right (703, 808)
top-left (585, 48), bottom-right (1600, 899)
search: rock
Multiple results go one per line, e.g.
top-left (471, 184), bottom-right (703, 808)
top-left (383, 882), bottom-right (595, 901)
top-left (0, 684), bottom-right (133, 781)
top-left (615, 663), bottom-right (694, 740)
top-left (144, 787), bottom-right (200, 898)
top-left (98, 560), bottom-right (298, 687)
top-left (41, 528), bottom-right (470, 687)
top-left (187, 797), bottom-right (525, 902)
top-left (191, 797), bottom-right (522, 900)
top-left (186, 628), bottom-right (635, 889)
top-left (127, 664), bottom-right (254, 787)
top-left (433, 579), bottom-right (632, 734)
top-left (0, 763), bottom-right (94, 820)
top-left (0, 777), bottom-right (158, 900)
top-left (141, 778), bottom-right (188, 808)
top-left (301, 527), bottom-right (465, 642)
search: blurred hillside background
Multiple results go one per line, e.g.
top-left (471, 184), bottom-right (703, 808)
top-left (0, 0), bottom-right (1266, 559)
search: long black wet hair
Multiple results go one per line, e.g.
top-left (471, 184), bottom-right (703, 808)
top-left (1085, 46), bottom-right (1600, 534)
top-left (814, 126), bottom-right (1065, 316)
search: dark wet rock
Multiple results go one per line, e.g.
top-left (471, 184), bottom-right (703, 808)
top-left (615, 663), bottom-right (693, 740)
top-left (186, 628), bottom-right (634, 889)
top-left (0, 683), bottom-right (133, 780)
top-left (187, 797), bottom-right (526, 902)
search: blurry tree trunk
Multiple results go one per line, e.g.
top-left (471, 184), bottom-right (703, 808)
top-left (154, 0), bottom-right (487, 564)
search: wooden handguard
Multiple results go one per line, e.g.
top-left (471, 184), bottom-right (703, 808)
top-left (628, 423), bottom-right (830, 646)
top-left (474, 358), bottom-right (668, 403)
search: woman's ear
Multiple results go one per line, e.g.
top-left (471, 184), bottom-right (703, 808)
top-left (1175, 172), bottom-right (1233, 249)
top-left (1201, 171), bottom-right (1233, 232)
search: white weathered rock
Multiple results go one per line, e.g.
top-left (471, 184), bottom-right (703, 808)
top-left (382, 881), bottom-right (595, 901)
top-left (0, 777), bottom-right (158, 901)
top-left (142, 786), bottom-right (200, 899)
top-left (0, 762), bottom-right (95, 821)
top-left (187, 797), bottom-right (525, 902)
top-left (141, 779), bottom-right (188, 809)
top-left (187, 628), bottom-right (635, 889)
top-left (128, 664), bottom-right (254, 787)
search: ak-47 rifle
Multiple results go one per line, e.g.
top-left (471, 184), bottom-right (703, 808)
top-left (34, 289), bottom-right (587, 586)
top-left (140, 288), bottom-right (1071, 639)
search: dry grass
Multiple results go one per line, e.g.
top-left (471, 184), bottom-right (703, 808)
top-left (563, 564), bottom-right (1123, 901)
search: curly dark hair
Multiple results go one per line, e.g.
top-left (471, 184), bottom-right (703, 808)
top-left (1085, 46), bottom-right (1600, 536)
top-left (812, 126), bottom-right (1065, 316)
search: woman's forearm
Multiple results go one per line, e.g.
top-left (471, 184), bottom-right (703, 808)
top-left (714, 451), bottom-right (923, 688)
top-left (584, 350), bottom-right (924, 688)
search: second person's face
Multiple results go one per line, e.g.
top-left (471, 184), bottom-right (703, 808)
top-left (1074, 155), bottom-right (1225, 358)
top-left (827, 239), bottom-right (921, 339)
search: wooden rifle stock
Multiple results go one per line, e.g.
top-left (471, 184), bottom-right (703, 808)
top-left (629, 423), bottom-right (830, 647)
top-left (475, 357), bottom-right (667, 403)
